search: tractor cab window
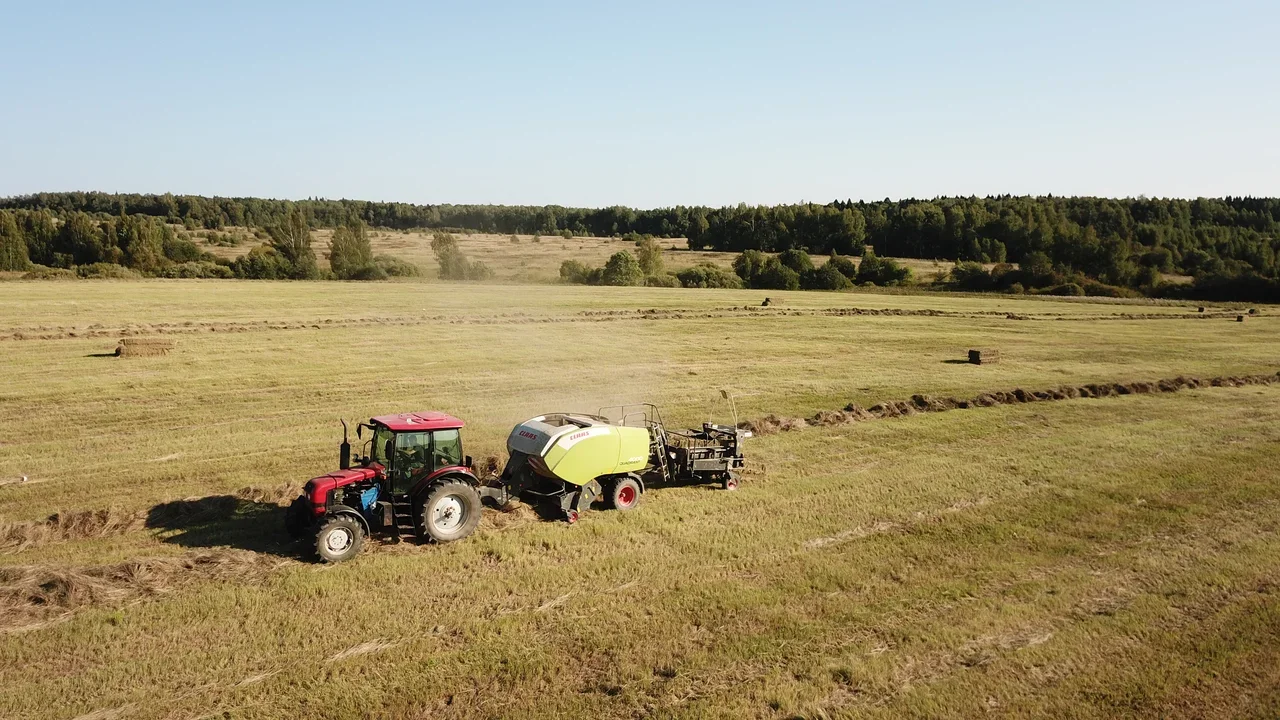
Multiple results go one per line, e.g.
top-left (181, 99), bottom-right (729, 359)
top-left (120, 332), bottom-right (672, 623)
top-left (392, 432), bottom-right (430, 492)
top-left (432, 429), bottom-right (462, 469)
top-left (371, 426), bottom-right (395, 467)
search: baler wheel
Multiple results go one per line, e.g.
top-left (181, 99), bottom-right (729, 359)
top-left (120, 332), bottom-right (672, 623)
top-left (608, 476), bottom-right (643, 511)
top-left (418, 481), bottom-right (482, 543)
top-left (314, 515), bottom-right (364, 563)
top-left (722, 474), bottom-right (739, 491)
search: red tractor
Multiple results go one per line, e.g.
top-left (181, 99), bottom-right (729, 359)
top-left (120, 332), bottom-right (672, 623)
top-left (285, 412), bottom-right (489, 562)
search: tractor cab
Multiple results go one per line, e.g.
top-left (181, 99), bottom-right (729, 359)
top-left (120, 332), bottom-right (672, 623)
top-left (350, 412), bottom-right (471, 495)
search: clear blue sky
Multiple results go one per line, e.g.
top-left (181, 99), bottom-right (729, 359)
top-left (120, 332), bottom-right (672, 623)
top-left (1, 1), bottom-right (1276, 207)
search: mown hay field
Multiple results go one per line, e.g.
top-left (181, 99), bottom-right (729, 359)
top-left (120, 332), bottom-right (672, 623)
top-left (0, 280), bottom-right (1277, 719)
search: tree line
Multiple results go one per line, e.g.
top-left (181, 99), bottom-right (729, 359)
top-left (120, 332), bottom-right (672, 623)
top-left (2, 191), bottom-right (1276, 300)
top-left (0, 206), bottom-right (419, 281)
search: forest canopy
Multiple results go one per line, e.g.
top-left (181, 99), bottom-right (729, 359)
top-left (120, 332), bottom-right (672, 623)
top-left (0, 192), bottom-right (1276, 300)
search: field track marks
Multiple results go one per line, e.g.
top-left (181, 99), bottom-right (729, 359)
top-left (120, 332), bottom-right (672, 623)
top-left (0, 305), bottom-right (1251, 341)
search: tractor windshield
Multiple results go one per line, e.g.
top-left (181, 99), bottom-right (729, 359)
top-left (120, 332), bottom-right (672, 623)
top-left (370, 426), bottom-right (395, 467)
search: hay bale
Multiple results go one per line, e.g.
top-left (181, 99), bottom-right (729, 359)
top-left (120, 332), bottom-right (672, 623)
top-left (116, 338), bottom-right (175, 357)
top-left (968, 348), bottom-right (999, 365)
top-left (1248, 308), bottom-right (1258, 315)
top-left (1237, 315), bottom-right (1245, 323)
top-left (1197, 307), bottom-right (1205, 313)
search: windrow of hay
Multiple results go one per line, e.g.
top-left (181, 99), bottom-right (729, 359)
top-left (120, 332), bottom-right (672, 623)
top-left (233, 483), bottom-right (297, 506)
top-left (740, 372), bottom-right (1280, 436)
top-left (1, 484), bottom-right (298, 555)
top-left (0, 550), bottom-right (287, 632)
top-left (0, 509), bottom-right (146, 554)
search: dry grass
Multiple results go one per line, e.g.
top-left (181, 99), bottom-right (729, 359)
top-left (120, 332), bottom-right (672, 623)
top-left (0, 280), bottom-right (1277, 719)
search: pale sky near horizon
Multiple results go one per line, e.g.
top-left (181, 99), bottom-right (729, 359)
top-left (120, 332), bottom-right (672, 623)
top-left (1, 1), bottom-right (1276, 208)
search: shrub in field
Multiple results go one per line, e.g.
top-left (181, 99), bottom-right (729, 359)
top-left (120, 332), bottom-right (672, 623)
top-left (432, 231), bottom-right (480, 280)
top-left (509, 234), bottom-right (521, 244)
top-left (232, 245), bottom-right (294, 279)
top-left (532, 234), bottom-right (541, 243)
top-left (21, 265), bottom-right (77, 280)
top-left (373, 254), bottom-right (419, 277)
top-left (636, 237), bottom-right (664, 275)
top-left (778, 248), bottom-right (813, 275)
top-left (644, 273), bottom-right (680, 288)
top-left (755, 258), bottom-right (801, 290)
top-left (802, 262), bottom-right (853, 291)
top-left (77, 263), bottom-right (142, 279)
top-left (1081, 280), bottom-right (1140, 298)
top-left (466, 260), bottom-right (495, 280)
top-left (157, 261), bottom-right (233, 279)
top-left (329, 218), bottom-right (374, 279)
top-left (733, 250), bottom-right (769, 284)
top-left (559, 259), bottom-right (592, 284)
top-left (949, 261), bottom-right (993, 291)
top-left (600, 251), bottom-right (644, 286)
top-left (856, 252), bottom-right (912, 286)
top-left (826, 254), bottom-right (858, 281)
top-left (1045, 282), bottom-right (1086, 296)
top-left (676, 263), bottom-right (743, 289)
top-left (346, 263), bottom-right (389, 281)
top-left (266, 207), bottom-right (320, 279)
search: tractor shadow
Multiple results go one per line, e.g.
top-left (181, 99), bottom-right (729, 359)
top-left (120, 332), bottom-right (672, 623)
top-left (145, 496), bottom-right (305, 559)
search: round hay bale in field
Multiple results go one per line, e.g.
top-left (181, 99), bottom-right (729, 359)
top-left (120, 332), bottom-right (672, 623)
top-left (116, 338), bottom-right (175, 357)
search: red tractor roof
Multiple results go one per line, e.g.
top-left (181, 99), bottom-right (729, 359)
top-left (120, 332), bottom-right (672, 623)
top-left (370, 412), bottom-right (465, 432)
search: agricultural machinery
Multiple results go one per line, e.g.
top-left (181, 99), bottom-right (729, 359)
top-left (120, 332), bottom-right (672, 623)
top-left (285, 404), bottom-right (748, 562)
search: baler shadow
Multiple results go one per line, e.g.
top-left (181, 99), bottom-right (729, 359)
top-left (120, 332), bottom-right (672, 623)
top-left (146, 497), bottom-right (303, 559)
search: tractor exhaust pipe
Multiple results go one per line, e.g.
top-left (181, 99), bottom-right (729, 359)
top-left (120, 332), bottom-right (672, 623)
top-left (339, 419), bottom-right (351, 470)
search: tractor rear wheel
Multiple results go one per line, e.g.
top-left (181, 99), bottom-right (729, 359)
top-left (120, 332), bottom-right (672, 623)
top-left (607, 476), bottom-right (643, 511)
top-left (418, 481), bottom-right (482, 543)
top-left (314, 515), bottom-right (364, 563)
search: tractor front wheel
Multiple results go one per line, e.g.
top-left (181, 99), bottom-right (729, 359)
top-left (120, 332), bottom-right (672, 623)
top-left (607, 476), bottom-right (643, 511)
top-left (314, 515), bottom-right (364, 563)
top-left (418, 481), bottom-right (482, 543)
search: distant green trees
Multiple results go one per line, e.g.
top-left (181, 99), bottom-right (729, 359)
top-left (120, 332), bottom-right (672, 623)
top-left (601, 251), bottom-right (644, 286)
top-left (431, 231), bottom-right (493, 280)
top-left (0, 212), bottom-right (29, 270)
top-left (557, 251), bottom-right (648, 287)
top-left (729, 248), bottom-right (907, 291)
top-left (635, 236), bottom-right (664, 275)
top-left (3, 191), bottom-right (1280, 300)
top-left (329, 218), bottom-right (377, 279)
top-left (267, 207), bottom-right (319, 279)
